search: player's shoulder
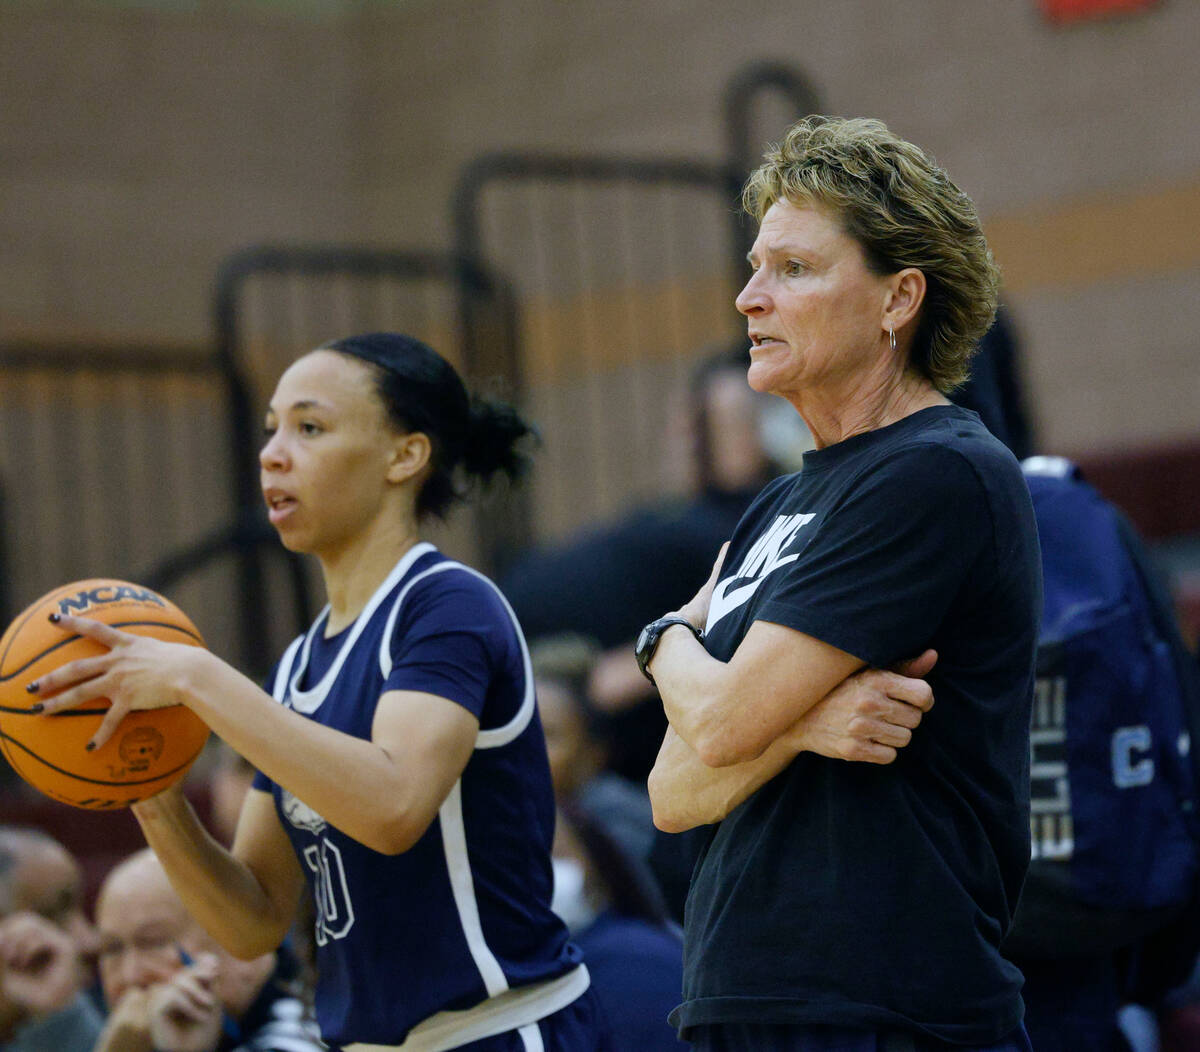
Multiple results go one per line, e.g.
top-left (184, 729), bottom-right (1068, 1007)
top-left (390, 548), bottom-right (510, 621)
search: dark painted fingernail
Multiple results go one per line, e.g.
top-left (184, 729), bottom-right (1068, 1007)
top-left (85, 742), bottom-right (96, 752)
top-left (48, 613), bottom-right (60, 623)
top-left (29, 703), bottom-right (43, 714)
top-left (25, 681), bottom-right (38, 693)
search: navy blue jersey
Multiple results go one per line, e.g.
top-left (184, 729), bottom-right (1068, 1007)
top-left (675, 406), bottom-right (1041, 1044)
top-left (252, 543), bottom-right (585, 1047)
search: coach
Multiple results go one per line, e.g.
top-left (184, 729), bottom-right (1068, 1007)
top-left (644, 115), bottom-right (1041, 1052)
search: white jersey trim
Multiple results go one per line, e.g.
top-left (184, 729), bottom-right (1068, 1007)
top-left (271, 635), bottom-right (305, 702)
top-left (342, 963), bottom-right (589, 1052)
top-left (284, 542), bottom-right (437, 714)
top-left (439, 779), bottom-right (508, 998)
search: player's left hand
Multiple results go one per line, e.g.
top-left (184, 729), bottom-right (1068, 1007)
top-left (26, 614), bottom-right (201, 752)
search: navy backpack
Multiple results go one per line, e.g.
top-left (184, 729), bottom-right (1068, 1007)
top-left (1004, 456), bottom-right (1200, 979)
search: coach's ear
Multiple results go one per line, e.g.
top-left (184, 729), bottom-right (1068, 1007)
top-left (387, 431), bottom-right (431, 485)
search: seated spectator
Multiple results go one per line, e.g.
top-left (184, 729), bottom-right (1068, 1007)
top-left (93, 848), bottom-right (321, 1052)
top-left (552, 804), bottom-right (684, 1050)
top-left (532, 634), bottom-right (656, 863)
top-left (0, 826), bottom-right (102, 1052)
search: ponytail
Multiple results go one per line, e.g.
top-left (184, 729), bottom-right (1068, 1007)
top-left (321, 332), bottom-right (535, 520)
top-left (461, 397), bottom-right (535, 486)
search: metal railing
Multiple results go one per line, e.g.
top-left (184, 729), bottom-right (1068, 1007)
top-left (450, 151), bottom-right (748, 541)
top-left (0, 63), bottom-right (829, 668)
top-left (0, 344), bottom-right (232, 649)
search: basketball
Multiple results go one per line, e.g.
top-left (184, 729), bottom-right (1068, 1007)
top-left (0, 579), bottom-right (210, 810)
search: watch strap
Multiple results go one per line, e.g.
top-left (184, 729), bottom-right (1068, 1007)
top-left (636, 615), bottom-right (703, 685)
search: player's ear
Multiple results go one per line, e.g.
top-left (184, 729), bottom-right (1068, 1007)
top-left (387, 431), bottom-right (431, 485)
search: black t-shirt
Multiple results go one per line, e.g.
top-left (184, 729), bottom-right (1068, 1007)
top-left (672, 405), bottom-right (1041, 1044)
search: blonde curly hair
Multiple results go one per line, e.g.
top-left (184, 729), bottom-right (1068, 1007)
top-left (743, 116), bottom-right (1000, 392)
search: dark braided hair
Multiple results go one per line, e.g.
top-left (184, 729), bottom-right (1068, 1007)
top-left (320, 332), bottom-right (535, 519)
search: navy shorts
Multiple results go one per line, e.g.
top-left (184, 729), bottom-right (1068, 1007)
top-left (685, 1022), bottom-right (1034, 1052)
top-left (455, 987), bottom-right (614, 1051)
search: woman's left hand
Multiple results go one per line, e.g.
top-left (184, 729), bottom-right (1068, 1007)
top-left (27, 614), bottom-right (202, 751)
top-left (787, 649), bottom-right (937, 764)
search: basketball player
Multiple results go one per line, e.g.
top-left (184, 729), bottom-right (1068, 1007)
top-left (30, 333), bottom-right (607, 1051)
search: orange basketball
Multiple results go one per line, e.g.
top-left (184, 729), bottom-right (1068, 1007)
top-left (0, 579), bottom-right (210, 810)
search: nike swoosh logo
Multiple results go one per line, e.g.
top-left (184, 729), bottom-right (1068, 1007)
top-left (706, 558), bottom-right (797, 633)
top-left (705, 512), bottom-right (815, 633)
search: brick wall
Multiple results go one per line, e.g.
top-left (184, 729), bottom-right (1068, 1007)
top-left (1, 0), bottom-right (1196, 466)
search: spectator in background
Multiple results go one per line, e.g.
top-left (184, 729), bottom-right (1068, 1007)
top-left (93, 848), bottom-right (321, 1052)
top-left (532, 634), bottom-right (656, 864)
top-left (552, 804), bottom-right (684, 1050)
top-left (0, 827), bottom-right (102, 1052)
top-left (503, 343), bottom-right (802, 783)
top-left (207, 741), bottom-right (258, 848)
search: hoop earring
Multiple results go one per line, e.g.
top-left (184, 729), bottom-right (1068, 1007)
top-left (888, 327), bottom-right (896, 353)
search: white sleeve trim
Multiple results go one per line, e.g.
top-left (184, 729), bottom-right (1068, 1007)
top-left (377, 561), bottom-right (536, 751)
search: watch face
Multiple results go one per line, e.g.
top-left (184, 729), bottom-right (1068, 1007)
top-left (636, 625), bottom-right (652, 653)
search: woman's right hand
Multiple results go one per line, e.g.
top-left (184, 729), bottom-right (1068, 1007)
top-left (788, 650), bottom-right (937, 764)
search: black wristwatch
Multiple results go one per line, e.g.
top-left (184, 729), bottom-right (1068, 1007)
top-left (635, 615), bottom-right (704, 685)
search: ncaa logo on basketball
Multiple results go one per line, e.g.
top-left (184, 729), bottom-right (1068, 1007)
top-left (56, 585), bottom-right (167, 616)
top-left (117, 726), bottom-right (166, 772)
